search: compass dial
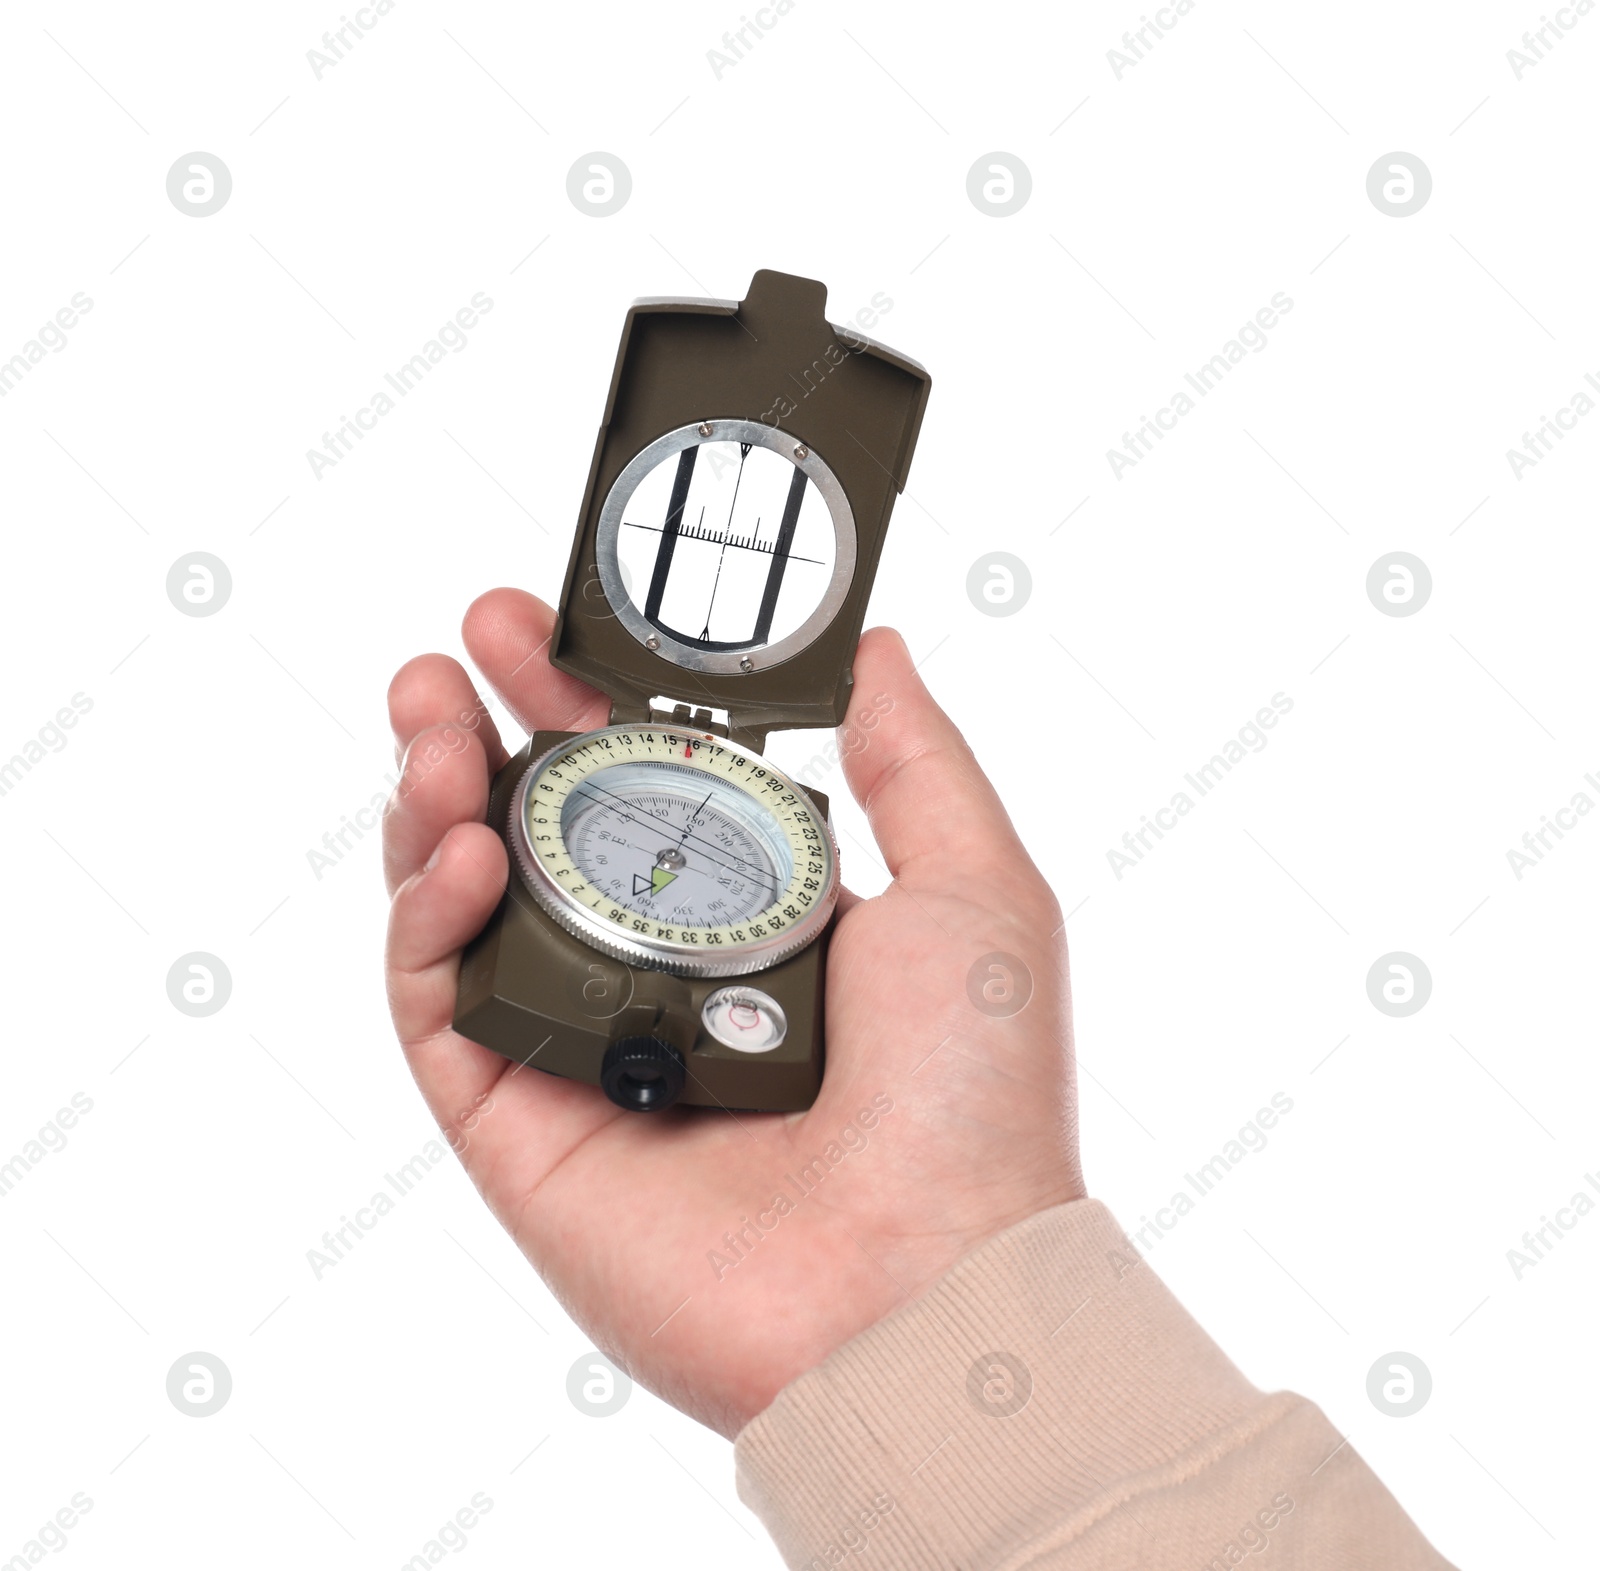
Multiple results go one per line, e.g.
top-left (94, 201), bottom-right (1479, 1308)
top-left (511, 724), bottom-right (838, 977)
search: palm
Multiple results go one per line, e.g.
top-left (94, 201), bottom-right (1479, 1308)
top-left (384, 591), bottom-right (1082, 1436)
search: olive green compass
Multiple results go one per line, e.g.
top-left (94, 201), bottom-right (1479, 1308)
top-left (453, 269), bottom-right (930, 1112)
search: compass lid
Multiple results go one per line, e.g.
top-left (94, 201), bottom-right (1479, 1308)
top-left (549, 269), bottom-right (931, 751)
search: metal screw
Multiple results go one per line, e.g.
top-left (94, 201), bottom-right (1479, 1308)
top-left (739, 655), bottom-right (755, 673)
top-left (698, 422), bottom-right (713, 437)
top-left (793, 444), bottom-right (808, 461)
top-left (645, 635), bottom-right (660, 651)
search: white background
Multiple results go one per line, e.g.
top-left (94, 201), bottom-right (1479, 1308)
top-left (2, 1), bottom-right (1596, 1565)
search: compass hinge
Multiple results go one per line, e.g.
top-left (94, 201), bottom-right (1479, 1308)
top-left (607, 699), bottom-right (768, 753)
top-left (650, 702), bottom-right (728, 738)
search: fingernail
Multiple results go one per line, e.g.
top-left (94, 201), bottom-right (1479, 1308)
top-left (425, 838), bottom-right (446, 872)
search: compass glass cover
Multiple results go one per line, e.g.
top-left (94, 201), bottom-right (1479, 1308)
top-left (561, 759), bottom-right (791, 929)
top-left (514, 726), bottom-right (837, 976)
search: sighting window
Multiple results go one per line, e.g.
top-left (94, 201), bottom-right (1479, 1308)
top-left (596, 421), bottom-right (857, 674)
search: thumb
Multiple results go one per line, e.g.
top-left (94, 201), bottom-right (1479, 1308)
top-left (839, 627), bottom-right (1041, 897)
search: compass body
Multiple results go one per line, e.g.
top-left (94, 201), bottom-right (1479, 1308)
top-left (453, 269), bottom-right (930, 1112)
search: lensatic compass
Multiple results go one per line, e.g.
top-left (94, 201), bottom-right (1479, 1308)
top-left (454, 270), bottom-right (930, 1112)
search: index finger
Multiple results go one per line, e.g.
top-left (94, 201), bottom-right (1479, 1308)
top-left (462, 588), bottom-right (611, 738)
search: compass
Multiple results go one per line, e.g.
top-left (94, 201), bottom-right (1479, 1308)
top-left (453, 268), bottom-right (930, 1113)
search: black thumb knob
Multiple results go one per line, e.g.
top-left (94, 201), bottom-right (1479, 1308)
top-left (600, 1037), bottom-right (686, 1112)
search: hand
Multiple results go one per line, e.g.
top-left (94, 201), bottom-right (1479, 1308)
top-left (383, 589), bottom-right (1085, 1438)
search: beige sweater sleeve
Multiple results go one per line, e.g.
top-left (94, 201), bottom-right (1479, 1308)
top-left (734, 1200), bottom-right (1454, 1570)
